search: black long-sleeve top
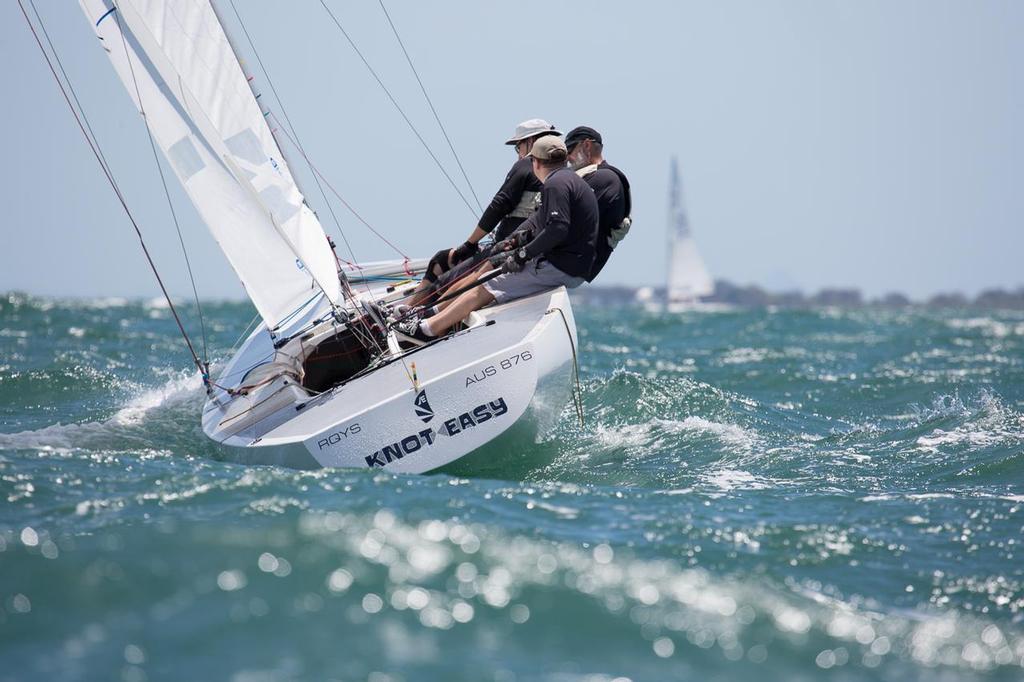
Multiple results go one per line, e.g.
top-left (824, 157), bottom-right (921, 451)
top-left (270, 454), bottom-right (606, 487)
top-left (477, 157), bottom-right (543, 242)
top-left (520, 168), bottom-right (599, 279)
top-left (584, 161), bottom-right (630, 282)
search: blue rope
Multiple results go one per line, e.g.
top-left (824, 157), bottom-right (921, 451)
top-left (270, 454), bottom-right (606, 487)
top-left (95, 6), bottom-right (116, 27)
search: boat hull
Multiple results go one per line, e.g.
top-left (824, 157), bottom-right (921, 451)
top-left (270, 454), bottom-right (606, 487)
top-left (203, 287), bottom-right (578, 475)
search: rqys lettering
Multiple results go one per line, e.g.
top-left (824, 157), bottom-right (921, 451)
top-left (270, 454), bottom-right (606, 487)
top-left (316, 423), bottom-right (361, 450)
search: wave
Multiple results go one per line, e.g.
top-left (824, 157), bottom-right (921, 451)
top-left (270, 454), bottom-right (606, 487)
top-left (0, 371), bottom-right (203, 452)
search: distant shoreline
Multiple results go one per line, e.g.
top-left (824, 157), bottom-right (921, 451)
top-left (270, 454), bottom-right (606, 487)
top-left (571, 281), bottom-right (1024, 309)
top-left (4, 285), bottom-right (1024, 310)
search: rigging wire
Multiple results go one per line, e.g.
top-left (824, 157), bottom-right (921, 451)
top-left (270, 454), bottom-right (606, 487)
top-left (112, 9), bottom-right (210, 365)
top-left (223, 0), bottom-right (346, 248)
top-left (26, 0), bottom-right (111, 180)
top-left (317, 0), bottom-right (480, 221)
top-left (221, 0), bottom-right (387, 355)
top-left (17, 0), bottom-right (206, 378)
top-left (268, 113), bottom-right (410, 260)
top-left (377, 0), bottom-right (483, 214)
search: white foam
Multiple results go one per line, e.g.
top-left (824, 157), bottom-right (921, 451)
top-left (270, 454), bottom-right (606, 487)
top-left (0, 372), bottom-right (202, 451)
top-left (111, 372), bottom-right (201, 426)
top-left (591, 416), bottom-right (758, 453)
top-left (703, 468), bottom-right (771, 492)
top-left (913, 391), bottom-right (1023, 453)
top-left (671, 416), bottom-right (757, 450)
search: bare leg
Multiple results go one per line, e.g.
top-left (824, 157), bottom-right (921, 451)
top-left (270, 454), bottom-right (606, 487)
top-left (436, 262), bottom-right (493, 312)
top-left (407, 278), bottom-right (437, 307)
top-left (425, 284), bottom-right (495, 336)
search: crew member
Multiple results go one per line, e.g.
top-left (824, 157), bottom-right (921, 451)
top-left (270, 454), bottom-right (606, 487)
top-left (395, 136), bottom-right (598, 344)
top-left (416, 119), bottom-right (561, 298)
top-left (564, 126), bottom-right (632, 282)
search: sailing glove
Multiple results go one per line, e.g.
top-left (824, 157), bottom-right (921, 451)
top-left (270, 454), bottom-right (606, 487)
top-left (495, 228), bottom-right (530, 253)
top-left (425, 248), bottom-right (453, 283)
top-left (450, 240), bottom-right (479, 265)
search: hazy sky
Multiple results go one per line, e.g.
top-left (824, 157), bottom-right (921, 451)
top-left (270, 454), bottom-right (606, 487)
top-left (3, 1), bottom-right (1022, 300)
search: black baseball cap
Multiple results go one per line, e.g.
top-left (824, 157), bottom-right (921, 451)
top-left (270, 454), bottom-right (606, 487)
top-left (564, 126), bottom-right (602, 151)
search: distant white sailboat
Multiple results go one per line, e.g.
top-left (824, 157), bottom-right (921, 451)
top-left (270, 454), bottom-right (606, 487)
top-left (665, 157), bottom-right (714, 309)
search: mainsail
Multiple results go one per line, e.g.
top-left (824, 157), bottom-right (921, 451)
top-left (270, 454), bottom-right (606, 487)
top-left (79, 0), bottom-right (340, 329)
top-left (666, 157), bottom-right (714, 302)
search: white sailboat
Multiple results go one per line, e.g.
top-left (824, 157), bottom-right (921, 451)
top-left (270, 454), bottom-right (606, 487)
top-left (665, 157), bottom-right (715, 310)
top-left (77, 0), bottom-right (579, 474)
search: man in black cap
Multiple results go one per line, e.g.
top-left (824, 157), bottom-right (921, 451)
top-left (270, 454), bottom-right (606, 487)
top-left (564, 126), bottom-right (632, 282)
top-left (394, 136), bottom-right (598, 344)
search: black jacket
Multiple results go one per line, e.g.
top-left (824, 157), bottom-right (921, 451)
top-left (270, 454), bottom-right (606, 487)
top-left (521, 168), bottom-right (599, 279)
top-left (582, 161), bottom-right (631, 281)
top-left (478, 157), bottom-right (543, 242)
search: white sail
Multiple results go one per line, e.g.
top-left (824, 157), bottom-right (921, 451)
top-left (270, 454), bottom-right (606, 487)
top-left (666, 158), bottom-right (714, 302)
top-left (80, 0), bottom-right (339, 328)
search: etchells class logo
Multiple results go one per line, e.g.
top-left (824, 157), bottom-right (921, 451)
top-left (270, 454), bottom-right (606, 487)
top-left (413, 390), bottom-right (434, 423)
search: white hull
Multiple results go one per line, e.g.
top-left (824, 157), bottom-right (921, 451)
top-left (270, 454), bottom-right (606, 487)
top-left (202, 285), bottom-right (578, 475)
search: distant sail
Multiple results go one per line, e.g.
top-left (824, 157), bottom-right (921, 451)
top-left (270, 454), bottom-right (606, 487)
top-left (666, 158), bottom-right (713, 302)
top-left (80, 0), bottom-right (340, 328)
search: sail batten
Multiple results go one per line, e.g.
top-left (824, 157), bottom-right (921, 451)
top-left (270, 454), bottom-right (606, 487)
top-left (666, 158), bottom-right (714, 302)
top-left (80, 0), bottom-right (339, 327)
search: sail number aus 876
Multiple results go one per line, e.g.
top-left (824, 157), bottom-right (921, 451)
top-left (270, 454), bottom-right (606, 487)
top-left (465, 351), bottom-right (533, 387)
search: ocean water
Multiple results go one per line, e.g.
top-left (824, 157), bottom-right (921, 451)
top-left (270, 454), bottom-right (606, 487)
top-left (1, 292), bottom-right (1023, 681)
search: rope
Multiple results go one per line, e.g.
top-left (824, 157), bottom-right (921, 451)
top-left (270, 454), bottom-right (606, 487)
top-left (377, 0), bottom-right (483, 214)
top-left (269, 115), bottom-right (409, 260)
top-left (547, 307), bottom-right (585, 428)
top-left (18, 0), bottom-right (206, 378)
top-left (317, 0), bottom-right (480, 221)
top-left (112, 9), bottom-right (210, 366)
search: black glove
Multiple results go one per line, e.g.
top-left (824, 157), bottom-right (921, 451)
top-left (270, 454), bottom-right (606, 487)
top-left (502, 248), bottom-right (528, 273)
top-left (424, 248), bottom-right (453, 283)
top-left (494, 231), bottom-right (527, 254)
top-left (511, 228), bottom-right (534, 248)
top-left (450, 240), bottom-right (479, 266)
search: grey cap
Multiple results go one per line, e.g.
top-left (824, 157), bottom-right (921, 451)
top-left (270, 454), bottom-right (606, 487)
top-left (527, 135), bottom-right (568, 161)
top-left (505, 118), bottom-right (561, 145)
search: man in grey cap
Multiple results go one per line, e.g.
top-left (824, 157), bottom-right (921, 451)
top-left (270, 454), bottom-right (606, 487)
top-left (395, 136), bottom-right (599, 344)
top-left (412, 119), bottom-right (560, 301)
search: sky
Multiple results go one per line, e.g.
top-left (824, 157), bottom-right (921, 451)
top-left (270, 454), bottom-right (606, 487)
top-left (2, 1), bottom-right (1022, 301)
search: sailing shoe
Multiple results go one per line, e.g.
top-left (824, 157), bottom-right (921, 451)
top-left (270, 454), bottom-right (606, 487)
top-left (359, 299), bottom-right (390, 331)
top-left (392, 317), bottom-right (434, 347)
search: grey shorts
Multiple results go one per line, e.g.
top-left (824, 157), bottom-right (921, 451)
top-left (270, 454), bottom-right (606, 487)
top-left (483, 260), bottom-right (584, 304)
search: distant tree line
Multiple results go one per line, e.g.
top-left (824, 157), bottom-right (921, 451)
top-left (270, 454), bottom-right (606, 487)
top-left (571, 282), bottom-right (1024, 309)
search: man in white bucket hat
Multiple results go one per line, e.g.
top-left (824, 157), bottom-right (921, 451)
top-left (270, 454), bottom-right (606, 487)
top-left (413, 119), bottom-right (561, 299)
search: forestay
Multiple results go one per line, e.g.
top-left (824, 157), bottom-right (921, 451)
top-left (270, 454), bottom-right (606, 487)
top-left (80, 0), bottom-right (340, 328)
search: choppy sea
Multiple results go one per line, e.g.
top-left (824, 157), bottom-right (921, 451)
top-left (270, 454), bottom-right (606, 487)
top-left (1, 292), bottom-right (1022, 681)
